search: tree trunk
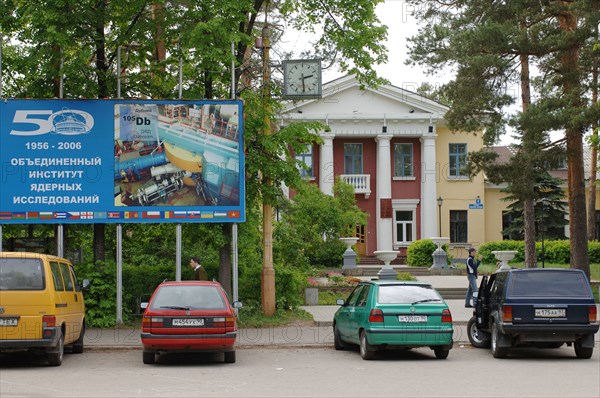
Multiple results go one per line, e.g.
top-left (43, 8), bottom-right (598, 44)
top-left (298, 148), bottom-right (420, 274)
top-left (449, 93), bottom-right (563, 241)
top-left (557, 6), bottom-right (590, 278)
top-left (519, 48), bottom-right (537, 268)
top-left (523, 199), bottom-right (537, 267)
top-left (91, 0), bottom-right (109, 269)
top-left (588, 42), bottom-right (598, 241)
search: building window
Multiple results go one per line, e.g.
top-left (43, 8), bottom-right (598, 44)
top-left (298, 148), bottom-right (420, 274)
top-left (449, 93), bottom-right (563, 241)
top-left (394, 143), bottom-right (413, 177)
top-left (449, 143), bottom-right (467, 177)
top-left (394, 210), bottom-right (414, 244)
top-left (450, 210), bottom-right (468, 243)
top-left (295, 145), bottom-right (313, 177)
top-left (344, 143), bottom-right (363, 174)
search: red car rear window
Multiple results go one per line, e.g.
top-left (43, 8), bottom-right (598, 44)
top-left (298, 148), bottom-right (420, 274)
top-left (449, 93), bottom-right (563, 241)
top-left (150, 285), bottom-right (227, 310)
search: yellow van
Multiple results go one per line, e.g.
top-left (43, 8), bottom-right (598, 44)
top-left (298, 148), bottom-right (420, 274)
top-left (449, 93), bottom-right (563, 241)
top-left (0, 252), bottom-right (90, 366)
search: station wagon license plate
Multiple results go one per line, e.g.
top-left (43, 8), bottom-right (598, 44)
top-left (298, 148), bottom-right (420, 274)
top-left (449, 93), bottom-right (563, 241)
top-left (535, 309), bottom-right (566, 318)
top-left (398, 315), bottom-right (428, 323)
top-left (0, 317), bottom-right (18, 326)
top-left (172, 318), bottom-right (204, 327)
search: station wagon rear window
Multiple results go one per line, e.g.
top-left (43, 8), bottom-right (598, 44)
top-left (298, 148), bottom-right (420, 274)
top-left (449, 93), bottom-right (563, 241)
top-left (0, 258), bottom-right (45, 291)
top-left (150, 285), bottom-right (227, 310)
top-left (378, 284), bottom-right (441, 304)
top-left (509, 271), bottom-right (590, 297)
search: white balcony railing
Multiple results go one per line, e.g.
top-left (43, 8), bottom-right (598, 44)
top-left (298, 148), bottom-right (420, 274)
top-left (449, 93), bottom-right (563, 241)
top-left (340, 174), bottom-right (371, 198)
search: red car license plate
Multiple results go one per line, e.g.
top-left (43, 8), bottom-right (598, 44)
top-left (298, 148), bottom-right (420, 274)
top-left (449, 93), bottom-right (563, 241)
top-left (172, 318), bottom-right (204, 326)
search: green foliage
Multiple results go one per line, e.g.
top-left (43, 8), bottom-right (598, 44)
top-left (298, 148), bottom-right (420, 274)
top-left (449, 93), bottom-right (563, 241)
top-left (76, 261), bottom-right (120, 328)
top-left (588, 242), bottom-right (600, 264)
top-left (479, 240), bottom-right (600, 265)
top-left (407, 239), bottom-right (448, 267)
top-left (237, 260), bottom-right (307, 313)
top-left (500, 173), bottom-right (568, 240)
top-left (274, 180), bottom-right (366, 269)
top-left (478, 241), bottom-right (524, 263)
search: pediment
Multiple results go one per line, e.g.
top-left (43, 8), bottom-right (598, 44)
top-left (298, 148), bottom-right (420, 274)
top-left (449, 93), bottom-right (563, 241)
top-left (283, 75), bottom-right (448, 118)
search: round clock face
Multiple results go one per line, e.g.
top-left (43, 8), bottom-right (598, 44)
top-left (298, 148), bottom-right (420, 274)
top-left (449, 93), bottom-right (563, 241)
top-left (285, 61), bottom-right (320, 96)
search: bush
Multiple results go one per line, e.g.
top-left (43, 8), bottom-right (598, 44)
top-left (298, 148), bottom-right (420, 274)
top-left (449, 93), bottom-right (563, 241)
top-left (589, 241), bottom-right (600, 263)
top-left (478, 240), bottom-right (524, 263)
top-left (407, 239), bottom-right (448, 267)
top-left (479, 240), bottom-right (600, 265)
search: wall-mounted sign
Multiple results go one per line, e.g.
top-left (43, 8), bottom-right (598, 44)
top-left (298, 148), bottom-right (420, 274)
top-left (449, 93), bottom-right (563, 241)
top-left (468, 197), bottom-right (483, 209)
top-left (0, 99), bottom-right (245, 224)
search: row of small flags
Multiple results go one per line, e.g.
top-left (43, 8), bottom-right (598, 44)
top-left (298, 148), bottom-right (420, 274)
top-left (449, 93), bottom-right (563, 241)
top-left (0, 210), bottom-right (240, 221)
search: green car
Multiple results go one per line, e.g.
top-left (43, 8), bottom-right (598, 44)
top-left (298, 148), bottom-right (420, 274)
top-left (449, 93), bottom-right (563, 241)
top-left (333, 280), bottom-right (454, 360)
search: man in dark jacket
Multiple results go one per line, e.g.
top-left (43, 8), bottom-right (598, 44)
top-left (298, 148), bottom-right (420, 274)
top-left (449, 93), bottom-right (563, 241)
top-left (465, 248), bottom-right (481, 307)
top-left (189, 257), bottom-right (208, 281)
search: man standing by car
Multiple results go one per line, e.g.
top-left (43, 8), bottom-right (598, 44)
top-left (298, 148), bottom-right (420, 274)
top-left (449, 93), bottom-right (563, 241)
top-left (189, 257), bottom-right (208, 281)
top-left (465, 248), bottom-right (481, 307)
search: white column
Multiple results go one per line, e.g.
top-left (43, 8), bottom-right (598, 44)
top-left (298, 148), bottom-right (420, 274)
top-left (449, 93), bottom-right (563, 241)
top-left (376, 134), bottom-right (393, 251)
top-left (319, 132), bottom-right (335, 196)
top-left (420, 131), bottom-right (438, 239)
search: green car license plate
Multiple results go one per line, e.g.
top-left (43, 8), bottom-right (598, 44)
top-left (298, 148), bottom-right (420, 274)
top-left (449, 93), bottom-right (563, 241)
top-left (398, 315), bottom-right (428, 323)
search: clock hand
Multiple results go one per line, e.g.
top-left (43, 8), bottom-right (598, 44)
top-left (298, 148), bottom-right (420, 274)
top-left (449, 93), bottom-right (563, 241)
top-left (301, 75), bottom-right (314, 80)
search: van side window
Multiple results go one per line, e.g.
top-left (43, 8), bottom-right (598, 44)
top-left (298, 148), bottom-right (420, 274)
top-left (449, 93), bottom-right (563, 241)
top-left (50, 262), bottom-right (65, 291)
top-left (69, 266), bottom-right (81, 292)
top-left (60, 263), bottom-right (74, 291)
top-left (0, 258), bottom-right (45, 290)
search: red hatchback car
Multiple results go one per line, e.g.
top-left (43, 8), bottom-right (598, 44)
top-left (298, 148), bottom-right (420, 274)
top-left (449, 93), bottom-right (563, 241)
top-left (141, 281), bottom-right (240, 364)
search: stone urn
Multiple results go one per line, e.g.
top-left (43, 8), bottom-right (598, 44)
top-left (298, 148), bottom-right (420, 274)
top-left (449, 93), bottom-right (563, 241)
top-left (430, 237), bottom-right (449, 270)
top-left (374, 250), bottom-right (399, 280)
top-left (340, 237), bottom-right (359, 271)
top-left (492, 250), bottom-right (517, 271)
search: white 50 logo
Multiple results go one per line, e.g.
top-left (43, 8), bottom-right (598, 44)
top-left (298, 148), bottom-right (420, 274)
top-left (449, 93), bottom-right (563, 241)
top-left (10, 109), bottom-right (94, 136)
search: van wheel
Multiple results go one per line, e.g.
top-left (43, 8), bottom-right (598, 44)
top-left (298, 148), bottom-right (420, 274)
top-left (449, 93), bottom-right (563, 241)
top-left (72, 324), bottom-right (85, 354)
top-left (491, 323), bottom-right (508, 359)
top-left (467, 317), bottom-right (490, 348)
top-left (48, 331), bottom-right (64, 366)
top-left (574, 340), bottom-right (593, 359)
top-left (142, 351), bottom-right (156, 364)
top-left (224, 351), bottom-right (236, 363)
top-left (359, 331), bottom-right (376, 360)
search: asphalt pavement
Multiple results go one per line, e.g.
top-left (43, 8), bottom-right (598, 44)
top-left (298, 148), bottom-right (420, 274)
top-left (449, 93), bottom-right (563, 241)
top-left (84, 274), bottom-right (600, 350)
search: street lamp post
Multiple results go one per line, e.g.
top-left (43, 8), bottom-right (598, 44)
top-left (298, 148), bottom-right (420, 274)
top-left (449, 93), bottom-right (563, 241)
top-left (437, 196), bottom-right (443, 237)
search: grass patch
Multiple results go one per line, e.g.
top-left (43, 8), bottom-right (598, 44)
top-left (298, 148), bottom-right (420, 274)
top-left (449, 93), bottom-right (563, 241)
top-left (318, 290), bottom-right (343, 305)
top-left (237, 307), bottom-right (313, 328)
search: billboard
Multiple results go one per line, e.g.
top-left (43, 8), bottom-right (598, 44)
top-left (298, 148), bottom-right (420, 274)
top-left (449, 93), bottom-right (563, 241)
top-left (0, 99), bottom-right (245, 224)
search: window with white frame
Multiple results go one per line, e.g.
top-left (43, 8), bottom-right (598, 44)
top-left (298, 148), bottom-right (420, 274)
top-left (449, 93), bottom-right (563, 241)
top-left (295, 145), bottom-right (314, 177)
top-left (394, 143), bottom-right (413, 177)
top-left (344, 143), bottom-right (363, 174)
top-left (449, 143), bottom-right (467, 177)
top-left (391, 199), bottom-right (419, 246)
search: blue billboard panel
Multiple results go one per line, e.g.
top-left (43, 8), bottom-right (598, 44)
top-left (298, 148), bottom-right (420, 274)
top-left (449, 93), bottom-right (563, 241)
top-left (0, 99), bottom-right (245, 224)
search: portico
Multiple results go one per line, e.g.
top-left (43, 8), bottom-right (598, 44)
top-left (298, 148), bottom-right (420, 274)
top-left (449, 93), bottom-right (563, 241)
top-left (282, 75), bottom-right (449, 258)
